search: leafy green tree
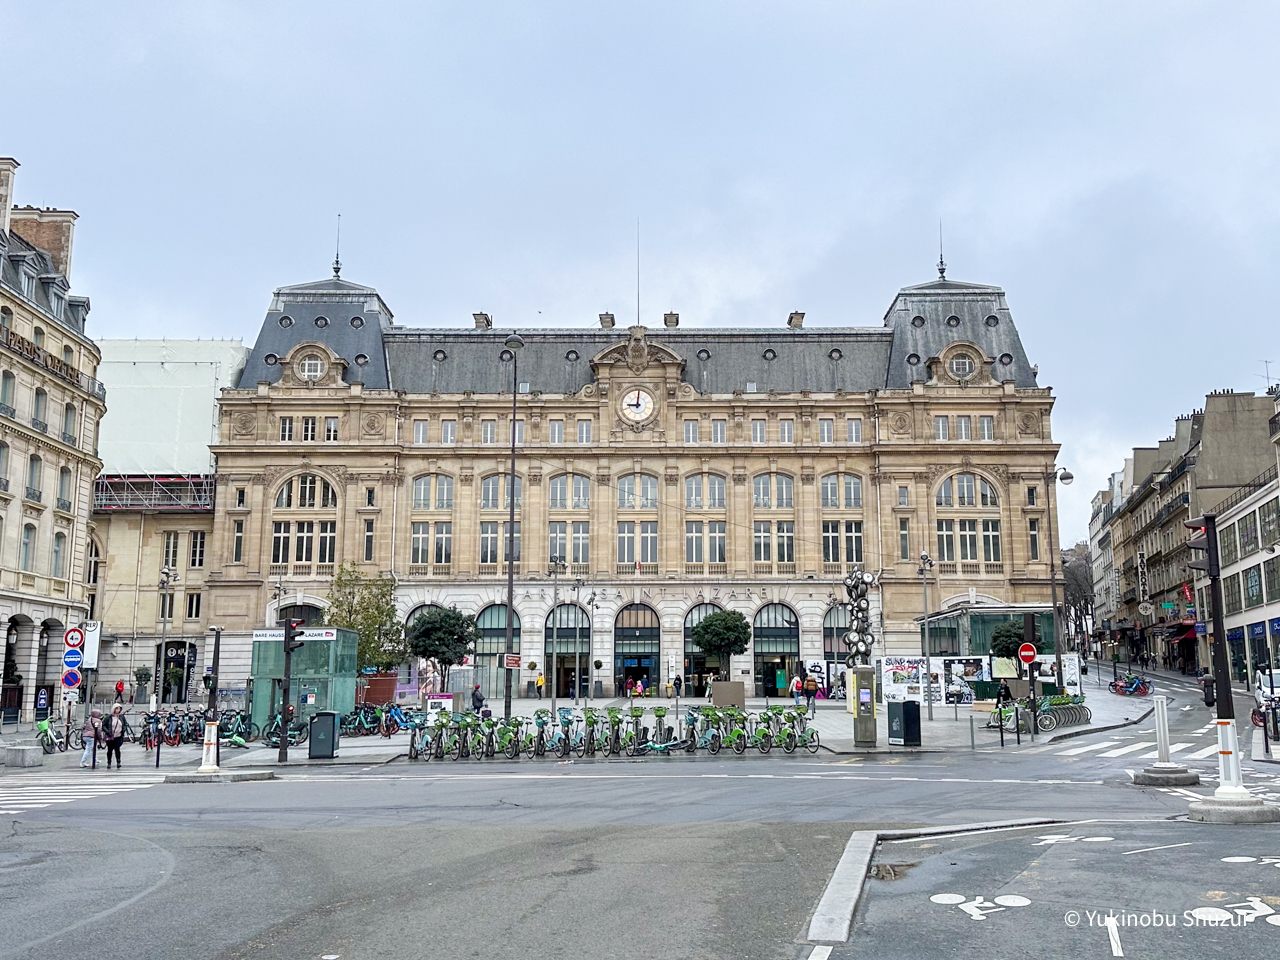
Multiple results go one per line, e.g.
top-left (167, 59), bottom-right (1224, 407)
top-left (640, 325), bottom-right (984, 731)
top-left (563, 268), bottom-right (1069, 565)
top-left (690, 610), bottom-right (752, 669)
top-left (134, 666), bottom-right (152, 688)
top-left (326, 562), bottom-right (407, 672)
top-left (990, 621), bottom-right (1026, 659)
top-left (405, 606), bottom-right (477, 691)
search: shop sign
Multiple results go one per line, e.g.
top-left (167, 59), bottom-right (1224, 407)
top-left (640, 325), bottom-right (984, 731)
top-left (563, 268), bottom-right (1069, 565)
top-left (1, 326), bottom-right (82, 386)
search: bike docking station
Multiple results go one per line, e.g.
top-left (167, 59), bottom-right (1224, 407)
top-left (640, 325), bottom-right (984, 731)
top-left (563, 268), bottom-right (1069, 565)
top-left (1131, 695), bottom-right (1199, 787)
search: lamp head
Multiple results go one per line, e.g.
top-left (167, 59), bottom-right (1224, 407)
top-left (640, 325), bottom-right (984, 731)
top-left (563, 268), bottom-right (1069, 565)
top-left (1059, 468), bottom-right (1074, 486)
top-left (504, 333), bottom-right (525, 351)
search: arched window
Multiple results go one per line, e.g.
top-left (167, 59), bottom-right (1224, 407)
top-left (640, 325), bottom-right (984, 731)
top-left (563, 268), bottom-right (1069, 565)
top-left (86, 538), bottom-right (102, 585)
top-left (0, 370), bottom-right (14, 408)
top-left (404, 603), bottom-right (447, 629)
top-left (546, 603), bottom-right (590, 696)
top-left (26, 453), bottom-right (42, 494)
top-left (58, 466), bottom-right (72, 502)
top-left (62, 345), bottom-right (74, 366)
top-left (823, 605), bottom-right (850, 660)
top-left (548, 473), bottom-right (590, 509)
top-left (683, 602), bottom-right (723, 652)
top-left (32, 387), bottom-right (47, 425)
top-left (614, 603), bottom-right (660, 692)
top-left (480, 473), bottom-right (521, 510)
top-left (682, 602), bottom-right (724, 695)
top-left (0, 440), bottom-right (8, 480)
top-left (617, 473), bottom-right (657, 509)
top-left (0, 306), bottom-right (11, 328)
top-left (51, 532), bottom-right (66, 579)
top-left (684, 472), bottom-right (727, 510)
top-left (274, 473), bottom-right (337, 509)
top-left (752, 603), bottom-right (800, 697)
top-left (820, 473), bottom-right (863, 509)
top-left (277, 603), bottom-right (324, 627)
top-left (474, 604), bottom-right (521, 697)
top-left (753, 472), bottom-right (793, 509)
top-left (33, 327), bottom-right (45, 348)
top-left (62, 402), bottom-right (76, 438)
top-left (412, 474), bottom-right (454, 510)
top-left (934, 472), bottom-right (1003, 565)
top-left (20, 523), bottom-right (36, 571)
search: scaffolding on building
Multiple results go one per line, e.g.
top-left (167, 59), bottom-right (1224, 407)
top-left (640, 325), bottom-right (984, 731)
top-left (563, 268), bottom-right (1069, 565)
top-left (94, 474), bottom-right (215, 512)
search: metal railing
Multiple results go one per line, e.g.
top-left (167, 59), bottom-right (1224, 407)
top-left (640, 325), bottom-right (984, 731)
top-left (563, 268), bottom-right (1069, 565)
top-left (25, 486), bottom-right (42, 502)
top-left (56, 497), bottom-right (72, 512)
top-left (1211, 464), bottom-right (1279, 517)
top-left (30, 418), bottom-right (47, 433)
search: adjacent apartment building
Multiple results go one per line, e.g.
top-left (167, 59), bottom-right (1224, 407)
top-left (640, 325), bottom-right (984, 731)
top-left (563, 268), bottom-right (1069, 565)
top-left (0, 158), bottom-right (107, 719)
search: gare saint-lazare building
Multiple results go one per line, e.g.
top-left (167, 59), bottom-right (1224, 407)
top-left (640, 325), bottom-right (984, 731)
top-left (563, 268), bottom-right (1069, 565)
top-left (90, 260), bottom-right (1061, 702)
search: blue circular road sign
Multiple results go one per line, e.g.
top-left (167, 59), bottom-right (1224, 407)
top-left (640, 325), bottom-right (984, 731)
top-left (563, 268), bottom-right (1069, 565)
top-left (61, 668), bottom-right (82, 688)
top-left (62, 648), bottom-right (83, 670)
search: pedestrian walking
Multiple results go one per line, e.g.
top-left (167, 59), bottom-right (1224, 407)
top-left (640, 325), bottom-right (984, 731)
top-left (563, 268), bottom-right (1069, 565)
top-left (471, 684), bottom-right (485, 713)
top-left (789, 674), bottom-right (802, 706)
top-left (707, 673), bottom-right (716, 703)
top-left (997, 679), bottom-right (1014, 704)
top-left (803, 673), bottom-right (819, 717)
top-left (80, 708), bottom-right (103, 768)
top-left (103, 704), bottom-right (126, 769)
top-left (535, 672), bottom-right (545, 700)
top-left (673, 675), bottom-right (683, 698)
top-left (626, 676), bottom-right (636, 698)
top-left (114, 679), bottom-right (125, 703)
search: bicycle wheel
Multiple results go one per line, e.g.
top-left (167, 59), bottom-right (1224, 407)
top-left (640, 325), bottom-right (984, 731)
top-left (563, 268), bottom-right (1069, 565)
top-left (730, 734), bottom-right (746, 755)
top-left (505, 736), bottom-right (522, 760)
top-left (472, 736), bottom-right (488, 760)
top-left (707, 731), bottom-right (722, 755)
top-left (757, 733), bottom-right (772, 755)
top-left (1252, 708), bottom-right (1266, 728)
top-left (39, 736), bottom-right (55, 755)
top-left (71, 730), bottom-right (84, 749)
top-left (1036, 713), bottom-right (1057, 732)
top-left (804, 729), bottom-right (821, 754)
top-left (780, 729), bottom-right (797, 754)
top-left (408, 729), bottom-right (420, 760)
top-left (575, 735), bottom-right (587, 759)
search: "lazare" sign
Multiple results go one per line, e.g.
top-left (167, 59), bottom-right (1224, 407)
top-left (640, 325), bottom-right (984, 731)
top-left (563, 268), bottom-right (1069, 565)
top-left (1, 327), bottom-right (82, 386)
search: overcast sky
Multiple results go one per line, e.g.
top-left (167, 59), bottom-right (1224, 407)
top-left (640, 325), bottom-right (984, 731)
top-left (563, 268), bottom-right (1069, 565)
top-left (8, 3), bottom-right (1279, 544)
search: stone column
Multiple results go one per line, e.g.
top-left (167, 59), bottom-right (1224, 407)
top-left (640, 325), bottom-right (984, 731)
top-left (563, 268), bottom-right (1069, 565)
top-left (13, 621), bottom-right (39, 722)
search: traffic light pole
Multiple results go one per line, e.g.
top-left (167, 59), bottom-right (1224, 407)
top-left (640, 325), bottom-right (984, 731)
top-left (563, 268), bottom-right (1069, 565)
top-left (1202, 515), bottom-right (1234, 721)
top-left (278, 643), bottom-right (293, 764)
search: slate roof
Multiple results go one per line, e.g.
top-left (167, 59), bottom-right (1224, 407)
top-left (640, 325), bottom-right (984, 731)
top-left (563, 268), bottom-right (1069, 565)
top-left (0, 227), bottom-right (89, 335)
top-left (238, 272), bottom-right (1040, 395)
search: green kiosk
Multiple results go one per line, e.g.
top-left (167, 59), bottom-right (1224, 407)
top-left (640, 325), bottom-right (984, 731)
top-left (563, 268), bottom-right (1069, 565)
top-left (248, 627), bottom-right (358, 731)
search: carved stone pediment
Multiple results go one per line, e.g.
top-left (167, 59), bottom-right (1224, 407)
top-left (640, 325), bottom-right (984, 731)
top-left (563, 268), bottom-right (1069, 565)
top-left (591, 326), bottom-right (685, 376)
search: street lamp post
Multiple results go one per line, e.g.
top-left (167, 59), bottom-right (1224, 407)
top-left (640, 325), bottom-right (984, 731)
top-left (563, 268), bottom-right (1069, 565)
top-left (501, 334), bottom-right (524, 720)
top-left (548, 555), bottom-right (565, 715)
top-left (573, 578), bottom-right (585, 705)
top-left (1045, 466), bottom-right (1075, 686)
top-left (918, 553), bottom-right (936, 720)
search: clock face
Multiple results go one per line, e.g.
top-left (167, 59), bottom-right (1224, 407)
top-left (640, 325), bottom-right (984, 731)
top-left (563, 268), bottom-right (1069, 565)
top-left (620, 387), bottom-right (656, 423)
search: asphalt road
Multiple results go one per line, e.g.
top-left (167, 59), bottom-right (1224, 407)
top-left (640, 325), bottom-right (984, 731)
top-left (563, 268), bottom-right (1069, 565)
top-left (0, 686), bottom-right (1272, 960)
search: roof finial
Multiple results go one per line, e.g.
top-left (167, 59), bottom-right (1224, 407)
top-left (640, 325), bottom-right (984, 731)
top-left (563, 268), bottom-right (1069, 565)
top-left (937, 218), bottom-right (946, 280)
top-left (332, 213), bottom-right (342, 278)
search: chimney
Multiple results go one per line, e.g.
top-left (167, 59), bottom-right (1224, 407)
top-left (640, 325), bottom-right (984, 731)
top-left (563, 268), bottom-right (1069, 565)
top-left (473, 312), bottom-right (492, 330)
top-left (0, 158), bottom-right (19, 237)
top-left (787, 311), bottom-right (804, 329)
top-left (663, 311), bottom-right (679, 329)
top-left (10, 206), bottom-right (78, 280)
top-left (599, 312), bottom-right (615, 330)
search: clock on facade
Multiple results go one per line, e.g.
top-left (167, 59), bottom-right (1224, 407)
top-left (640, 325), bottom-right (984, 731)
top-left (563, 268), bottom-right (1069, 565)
top-left (620, 387), bottom-right (656, 423)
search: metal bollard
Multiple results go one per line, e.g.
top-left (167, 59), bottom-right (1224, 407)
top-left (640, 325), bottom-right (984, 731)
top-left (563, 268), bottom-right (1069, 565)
top-left (999, 712), bottom-right (1005, 748)
top-left (1014, 705), bottom-right (1021, 745)
top-left (1152, 695), bottom-right (1172, 764)
top-left (969, 715), bottom-right (975, 750)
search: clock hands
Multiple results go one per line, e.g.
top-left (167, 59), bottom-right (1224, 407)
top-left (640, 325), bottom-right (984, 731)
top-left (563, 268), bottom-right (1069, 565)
top-left (627, 391), bottom-right (644, 410)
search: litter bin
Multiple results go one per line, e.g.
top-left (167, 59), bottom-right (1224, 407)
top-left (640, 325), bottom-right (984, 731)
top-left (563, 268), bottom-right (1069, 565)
top-left (309, 710), bottom-right (340, 760)
top-left (1202, 676), bottom-right (1215, 708)
top-left (888, 701), bottom-right (922, 747)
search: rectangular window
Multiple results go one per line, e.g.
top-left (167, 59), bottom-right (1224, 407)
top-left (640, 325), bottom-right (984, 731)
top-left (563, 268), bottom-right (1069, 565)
top-left (934, 416), bottom-right (949, 441)
top-left (711, 419), bottom-right (727, 444)
top-left (434, 522), bottom-right (453, 565)
top-left (1028, 518), bottom-right (1041, 560)
top-left (753, 521), bottom-right (772, 562)
top-left (684, 419), bottom-right (700, 444)
top-left (847, 418), bottom-right (863, 444)
top-left (1219, 524), bottom-right (1239, 566)
top-left (232, 520), bottom-right (244, 563)
top-left (1264, 556), bottom-right (1280, 603)
top-left (685, 475), bottom-right (704, 509)
top-left (365, 487), bottom-right (375, 507)
top-left (1238, 513), bottom-right (1260, 556)
top-left (955, 416), bottom-right (972, 441)
top-left (844, 520), bottom-right (863, 564)
top-left (503, 522), bottom-right (521, 562)
top-left (188, 531), bottom-right (205, 568)
top-left (958, 520), bottom-right (979, 561)
top-left (512, 419), bottom-right (525, 446)
top-left (639, 521), bottom-right (658, 563)
top-left (413, 420), bottom-right (429, 444)
top-left (480, 522), bottom-right (500, 564)
top-left (898, 485), bottom-right (909, 507)
top-left (548, 521), bottom-right (567, 563)
top-left (571, 522), bottom-right (590, 564)
top-left (818, 418), bottom-right (834, 443)
top-left (481, 420), bottom-right (497, 444)
top-left (235, 487), bottom-right (246, 508)
top-left (162, 531), bottom-right (180, 568)
top-left (318, 521), bottom-right (336, 564)
top-left (185, 592), bottom-right (201, 620)
top-left (708, 521), bottom-right (726, 564)
top-left (577, 419), bottom-right (593, 444)
top-left (979, 416), bottom-right (994, 441)
top-left (616, 522), bottom-right (635, 564)
top-left (294, 521), bottom-right (314, 562)
top-left (844, 475), bottom-right (862, 508)
top-left (271, 522), bottom-right (290, 564)
top-left (776, 521), bottom-right (795, 563)
top-left (302, 416), bottom-right (316, 442)
top-left (1223, 573), bottom-right (1242, 615)
top-left (936, 520), bottom-right (955, 562)
top-left (899, 518), bottom-right (910, 561)
top-left (363, 519), bottom-right (375, 562)
top-left (549, 419), bottom-right (564, 445)
top-left (158, 593), bottom-right (174, 621)
top-left (822, 521), bottom-right (840, 563)
top-left (685, 521), bottom-right (704, 563)
top-left (1259, 497), bottom-right (1280, 548)
top-left (440, 419), bottom-right (456, 445)
top-left (751, 419), bottom-right (766, 443)
top-left (325, 416), bottom-right (339, 441)
top-left (279, 417), bottom-right (294, 442)
top-left (1026, 486), bottom-right (1038, 506)
top-left (983, 520), bottom-right (1002, 563)
top-left (411, 522), bottom-right (431, 564)
top-left (779, 419), bottom-right (794, 444)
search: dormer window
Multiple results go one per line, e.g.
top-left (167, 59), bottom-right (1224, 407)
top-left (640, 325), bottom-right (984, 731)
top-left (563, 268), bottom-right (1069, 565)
top-left (949, 353), bottom-right (976, 379)
top-left (33, 327), bottom-right (45, 349)
top-left (50, 291), bottom-right (65, 319)
top-left (21, 270), bottom-right (35, 299)
top-left (298, 354), bottom-right (324, 381)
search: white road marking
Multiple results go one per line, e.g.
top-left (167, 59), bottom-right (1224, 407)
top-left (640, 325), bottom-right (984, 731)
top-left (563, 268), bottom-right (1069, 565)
top-left (1183, 745), bottom-right (1221, 760)
top-left (1104, 914), bottom-right (1124, 956)
top-left (1120, 842), bottom-right (1193, 856)
top-left (1097, 742), bottom-right (1157, 758)
top-left (1057, 741), bottom-right (1121, 756)
top-left (808, 948), bottom-right (832, 960)
top-left (1137, 743), bottom-right (1194, 759)
top-left (808, 831), bottom-right (877, 942)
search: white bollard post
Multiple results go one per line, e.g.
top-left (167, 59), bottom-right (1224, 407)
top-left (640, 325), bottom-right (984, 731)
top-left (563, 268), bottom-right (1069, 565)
top-left (197, 720), bottom-right (221, 774)
top-left (1153, 695), bottom-right (1171, 764)
top-left (1132, 694), bottom-right (1198, 786)
top-left (1212, 720), bottom-right (1249, 801)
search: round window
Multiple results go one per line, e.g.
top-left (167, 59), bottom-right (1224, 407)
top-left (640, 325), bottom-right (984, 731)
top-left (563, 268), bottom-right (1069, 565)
top-left (829, 348), bottom-right (843, 361)
top-left (949, 353), bottom-right (976, 378)
top-left (298, 354), bottom-right (324, 380)
top-left (433, 349), bottom-right (447, 362)
top-left (911, 316), bottom-right (926, 328)
top-left (999, 353), bottom-right (1014, 366)
top-left (762, 348), bottom-right (777, 361)
top-left (264, 353), bottom-right (279, 366)
top-left (697, 349), bottom-right (711, 361)
top-left (350, 316), bottom-right (365, 329)
top-left (314, 316), bottom-right (330, 328)
top-left (985, 315), bottom-right (1000, 327)
top-left (278, 316), bottom-right (294, 329)
top-left (946, 316), bottom-right (961, 328)
top-left (354, 354), bottom-right (370, 367)
top-left (906, 353), bottom-right (921, 366)
top-left (565, 350), bottom-right (580, 362)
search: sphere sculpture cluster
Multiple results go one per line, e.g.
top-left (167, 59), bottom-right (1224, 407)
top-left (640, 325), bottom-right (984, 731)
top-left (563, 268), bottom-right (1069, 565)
top-left (842, 566), bottom-right (877, 667)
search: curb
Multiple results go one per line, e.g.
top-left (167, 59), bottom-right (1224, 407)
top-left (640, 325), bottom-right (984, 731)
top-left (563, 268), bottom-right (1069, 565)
top-left (163, 770), bottom-right (277, 784)
top-left (806, 818), bottom-right (1063, 944)
top-left (1047, 703), bottom-right (1156, 743)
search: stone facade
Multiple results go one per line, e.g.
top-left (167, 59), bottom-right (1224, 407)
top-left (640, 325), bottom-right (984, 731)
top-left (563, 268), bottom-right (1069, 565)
top-left (90, 267), bottom-right (1061, 700)
top-left (0, 158), bottom-right (106, 718)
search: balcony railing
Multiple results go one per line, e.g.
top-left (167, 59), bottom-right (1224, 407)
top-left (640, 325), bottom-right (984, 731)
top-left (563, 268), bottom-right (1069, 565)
top-left (938, 562), bottom-right (958, 574)
top-left (708, 562), bottom-right (728, 576)
top-left (408, 564), bottom-right (431, 577)
top-left (569, 562), bottom-right (589, 577)
top-left (316, 563), bottom-right (335, 578)
top-left (685, 563), bottom-right (704, 575)
top-left (61, 432), bottom-right (77, 447)
top-left (268, 563), bottom-right (288, 577)
top-left (754, 562), bottom-right (773, 575)
top-left (0, 402), bottom-right (14, 419)
top-left (56, 497), bottom-right (72, 512)
top-left (31, 418), bottom-right (47, 433)
top-left (292, 564), bottom-right (313, 577)
top-left (616, 562), bottom-right (658, 576)
top-left (984, 563), bottom-right (1004, 576)
top-left (823, 562), bottom-right (842, 575)
top-left (777, 562), bottom-right (796, 575)
top-left (25, 486), bottom-right (42, 503)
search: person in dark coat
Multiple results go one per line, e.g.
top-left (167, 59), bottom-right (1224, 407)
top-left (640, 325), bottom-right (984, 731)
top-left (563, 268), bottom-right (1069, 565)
top-left (471, 684), bottom-right (485, 712)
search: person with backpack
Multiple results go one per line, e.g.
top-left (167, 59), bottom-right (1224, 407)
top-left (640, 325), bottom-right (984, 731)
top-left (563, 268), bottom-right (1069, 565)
top-left (80, 708), bottom-right (103, 768)
top-left (789, 674), bottom-right (803, 706)
top-left (114, 679), bottom-right (125, 704)
top-left (803, 674), bottom-right (820, 717)
top-left (470, 684), bottom-right (485, 713)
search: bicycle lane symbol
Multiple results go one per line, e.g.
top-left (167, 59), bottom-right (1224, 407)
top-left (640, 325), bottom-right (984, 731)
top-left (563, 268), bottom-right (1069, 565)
top-left (928, 893), bottom-right (1032, 921)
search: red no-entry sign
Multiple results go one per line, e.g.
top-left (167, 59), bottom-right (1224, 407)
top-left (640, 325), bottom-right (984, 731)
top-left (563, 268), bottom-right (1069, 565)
top-left (1018, 643), bottom-right (1038, 665)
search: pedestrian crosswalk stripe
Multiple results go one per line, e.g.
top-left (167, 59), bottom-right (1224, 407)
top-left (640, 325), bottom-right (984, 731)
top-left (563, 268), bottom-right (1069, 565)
top-left (1137, 743), bottom-right (1194, 759)
top-left (1097, 742), bottom-right (1157, 758)
top-left (1057, 741), bottom-right (1121, 756)
top-left (0, 774), bottom-right (161, 815)
top-left (1183, 744), bottom-right (1221, 761)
